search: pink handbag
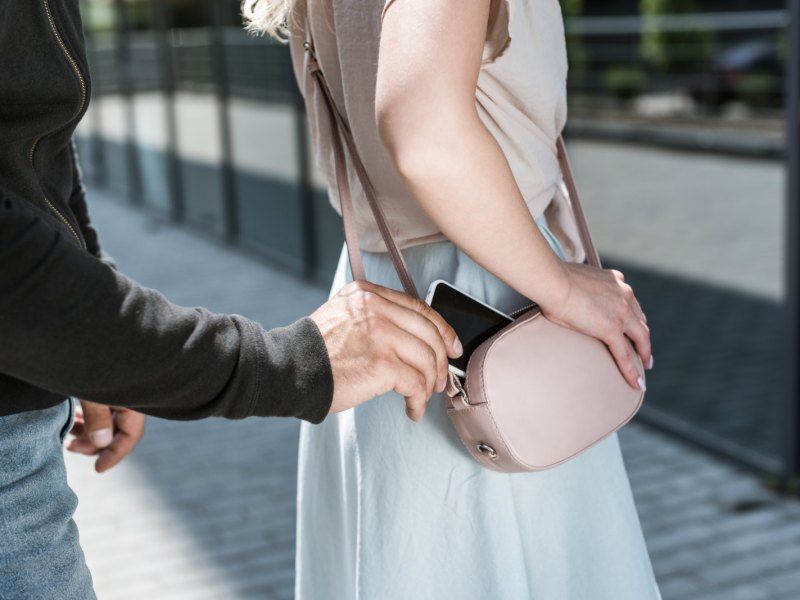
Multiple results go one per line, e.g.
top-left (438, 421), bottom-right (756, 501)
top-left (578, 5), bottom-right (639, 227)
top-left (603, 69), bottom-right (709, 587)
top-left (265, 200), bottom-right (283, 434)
top-left (303, 36), bottom-right (645, 473)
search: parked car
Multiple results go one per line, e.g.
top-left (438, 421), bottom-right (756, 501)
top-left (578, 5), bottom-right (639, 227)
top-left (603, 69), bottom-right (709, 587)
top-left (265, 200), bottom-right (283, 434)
top-left (690, 36), bottom-right (786, 108)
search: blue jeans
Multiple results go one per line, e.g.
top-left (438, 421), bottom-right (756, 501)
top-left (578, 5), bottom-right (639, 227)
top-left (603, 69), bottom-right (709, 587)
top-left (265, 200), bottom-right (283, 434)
top-left (0, 399), bottom-right (96, 599)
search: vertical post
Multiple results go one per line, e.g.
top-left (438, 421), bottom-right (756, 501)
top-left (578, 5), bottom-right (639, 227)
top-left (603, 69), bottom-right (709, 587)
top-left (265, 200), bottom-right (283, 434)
top-left (209, 0), bottom-right (239, 245)
top-left (114, 0), bottom-right (141, 204)
top-left (79, 0), bottom-right (106, 186)
top-left (784, 0), bottom-right (800, 485)
top-left (152, 0), bottom-right (184, 221)
top-left (295, 94), bottom-right (317, 279)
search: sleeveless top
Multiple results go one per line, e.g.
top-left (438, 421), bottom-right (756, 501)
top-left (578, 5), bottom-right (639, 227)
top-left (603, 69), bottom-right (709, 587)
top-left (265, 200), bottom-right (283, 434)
top-left (289, 0), bottom-right (583, 261)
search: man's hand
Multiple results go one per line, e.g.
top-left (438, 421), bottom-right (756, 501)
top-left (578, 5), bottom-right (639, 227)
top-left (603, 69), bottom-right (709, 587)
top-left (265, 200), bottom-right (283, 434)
top-left (66, 400), bottom-right (146, 473)
top-left (310, 281), bottom-right (462, 422)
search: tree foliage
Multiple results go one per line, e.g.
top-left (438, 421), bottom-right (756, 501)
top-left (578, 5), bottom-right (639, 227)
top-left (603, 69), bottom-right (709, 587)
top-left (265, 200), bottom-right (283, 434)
top-left (639, 0), bottom-right (716, 74)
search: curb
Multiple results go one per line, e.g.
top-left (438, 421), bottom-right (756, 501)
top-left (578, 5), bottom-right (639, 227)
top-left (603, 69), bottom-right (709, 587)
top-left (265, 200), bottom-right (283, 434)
top-left (565, 120), bottom-right (786, 161)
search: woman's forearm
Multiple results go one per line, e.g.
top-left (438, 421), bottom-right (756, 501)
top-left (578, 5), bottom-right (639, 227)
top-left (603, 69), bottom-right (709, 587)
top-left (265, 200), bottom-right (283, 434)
top-left (381, 110), bottom-right (569, 308)
top-left (376, 0), bottom-right (569, 309)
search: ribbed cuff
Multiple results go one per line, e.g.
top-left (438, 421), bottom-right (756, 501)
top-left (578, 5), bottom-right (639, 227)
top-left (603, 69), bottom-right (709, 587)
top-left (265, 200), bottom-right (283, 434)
top-left (253, 317), bottom-right (334, 424)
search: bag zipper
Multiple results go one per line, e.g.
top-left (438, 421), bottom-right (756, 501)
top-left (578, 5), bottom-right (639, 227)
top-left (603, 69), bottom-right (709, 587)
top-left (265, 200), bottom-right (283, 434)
top-left (28, 0), bottom-right (88, 251)
top-left (509, 302), bottom-right (539, 319)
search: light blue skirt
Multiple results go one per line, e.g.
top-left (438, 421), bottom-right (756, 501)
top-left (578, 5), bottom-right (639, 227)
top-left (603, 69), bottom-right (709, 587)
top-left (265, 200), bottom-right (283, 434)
top-left (295, 215), bottom-right (661, 600)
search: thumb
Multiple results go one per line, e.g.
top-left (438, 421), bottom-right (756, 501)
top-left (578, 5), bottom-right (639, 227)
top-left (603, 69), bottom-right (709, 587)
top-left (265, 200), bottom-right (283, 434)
top-left (79, 400), bottom-right (114, 448)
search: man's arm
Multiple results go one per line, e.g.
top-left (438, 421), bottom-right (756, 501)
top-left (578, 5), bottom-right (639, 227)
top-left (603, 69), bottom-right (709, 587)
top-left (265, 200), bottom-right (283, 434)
top-left (0, 194), bottom-right (333, 422)
top-left (1, 191), bottom-right (463, 424)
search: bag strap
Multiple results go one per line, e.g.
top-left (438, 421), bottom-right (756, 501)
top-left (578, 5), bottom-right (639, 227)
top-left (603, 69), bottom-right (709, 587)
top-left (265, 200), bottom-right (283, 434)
top-left (302, 32), bottom-right (601, 301)
top-left (303, 36), bottom-right (419, 297)
top-left (555, 138), bottom-right (602, 269)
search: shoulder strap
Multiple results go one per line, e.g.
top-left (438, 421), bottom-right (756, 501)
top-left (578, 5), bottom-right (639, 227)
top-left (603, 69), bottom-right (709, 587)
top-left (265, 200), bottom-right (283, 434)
top-left (303, 34), bottom-right (419, 296)
top-left (556, 138), bottom-right (602, 268)
top-left (302, 33), bottom-right (600, 301)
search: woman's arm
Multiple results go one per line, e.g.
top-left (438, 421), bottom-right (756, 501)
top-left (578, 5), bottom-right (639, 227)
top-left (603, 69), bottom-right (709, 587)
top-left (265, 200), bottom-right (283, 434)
top-left (377, 0), bottom-right (568, 309)
top-left (377, 0), bottom-right (652, 389)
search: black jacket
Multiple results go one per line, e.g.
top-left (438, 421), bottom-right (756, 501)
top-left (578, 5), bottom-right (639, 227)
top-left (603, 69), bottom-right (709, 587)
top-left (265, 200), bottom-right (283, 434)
top-left (0, 0), bottom-right (333, 422)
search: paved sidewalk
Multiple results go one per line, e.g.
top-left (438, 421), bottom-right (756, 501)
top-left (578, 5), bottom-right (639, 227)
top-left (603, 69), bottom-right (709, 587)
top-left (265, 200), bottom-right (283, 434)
top-left (65, 189), bottom-right (800, 599)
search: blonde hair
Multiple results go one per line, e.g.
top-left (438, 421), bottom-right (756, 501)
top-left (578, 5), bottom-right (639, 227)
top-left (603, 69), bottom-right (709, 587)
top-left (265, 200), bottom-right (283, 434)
top-left (241, 0), bottom-right (298, 41)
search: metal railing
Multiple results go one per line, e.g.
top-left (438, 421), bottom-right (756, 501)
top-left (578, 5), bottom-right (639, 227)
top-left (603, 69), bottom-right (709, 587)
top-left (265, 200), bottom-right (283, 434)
top-left (564, 10), bottom-right (790, 117)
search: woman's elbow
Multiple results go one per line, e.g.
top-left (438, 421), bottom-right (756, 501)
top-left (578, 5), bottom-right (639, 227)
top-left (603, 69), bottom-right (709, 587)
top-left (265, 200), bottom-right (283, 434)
top-left (375, 97), bottom-right (410, 163)
top-left (376, 98), bottom-right (449, 184)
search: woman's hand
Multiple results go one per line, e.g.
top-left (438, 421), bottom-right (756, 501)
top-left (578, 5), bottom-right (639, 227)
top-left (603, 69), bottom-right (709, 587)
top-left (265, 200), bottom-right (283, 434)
top-left (541, 263), bottom-right (653, 391)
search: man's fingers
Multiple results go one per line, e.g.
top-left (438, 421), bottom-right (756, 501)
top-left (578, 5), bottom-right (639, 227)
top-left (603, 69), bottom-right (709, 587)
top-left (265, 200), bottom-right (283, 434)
top-left (65, 420), bottom-right (101, 455)
top-left (68, 419), bottom-right (87, 438)
top-left (69, 406), bottom-right (85, 434)
top-left (95, 409), bottom-right (146, 473)
top-left (95, 445), bottom-right (126, 473)
top-left (388, 361), bottom-right (430, 422)
top-left (370, 299), bottom-right (450, 391)
top-left (404, 395), bottom-right (427, 422)
top-left (79, 400), bottom-right (114, 448)
top-left (375, 321), bottom-right (440, 397)
top-left (66, 437), bottom-right (101, 456)
top-left (352, 282), bottom-right (462, 358)
top-left (66, 406), bottom-right (147, 471)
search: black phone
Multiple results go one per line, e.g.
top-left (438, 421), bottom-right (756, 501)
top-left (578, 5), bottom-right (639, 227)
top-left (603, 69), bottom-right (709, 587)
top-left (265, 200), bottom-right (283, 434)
top-left (425, 280), bottom-right (513, 378)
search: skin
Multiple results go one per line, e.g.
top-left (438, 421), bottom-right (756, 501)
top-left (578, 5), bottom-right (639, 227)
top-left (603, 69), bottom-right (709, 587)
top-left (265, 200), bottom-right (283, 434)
top-left (310, 281), bottom-right (462, 422)
top-left (67, 281), bottom-right (462, 470)
top-left (67, 400), bottom-right (146, 473)
top-left (376, 0), bottom-right (653, 390)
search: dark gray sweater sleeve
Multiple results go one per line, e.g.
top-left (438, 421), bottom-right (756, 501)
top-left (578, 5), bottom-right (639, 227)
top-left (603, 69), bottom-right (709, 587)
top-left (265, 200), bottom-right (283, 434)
top-left (67, 141), bottom-right (116, 269)
top-left (0, 195), bottom-right (333, 422)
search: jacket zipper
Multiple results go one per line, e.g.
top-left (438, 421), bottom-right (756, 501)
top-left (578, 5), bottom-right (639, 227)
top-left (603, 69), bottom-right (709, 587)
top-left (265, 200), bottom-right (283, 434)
top-left (29, 0), bottom-right (88, 251)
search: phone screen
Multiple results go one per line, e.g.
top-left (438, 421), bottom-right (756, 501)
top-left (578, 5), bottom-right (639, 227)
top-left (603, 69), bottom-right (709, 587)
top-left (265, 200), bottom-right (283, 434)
top-left (427, 282), bottom-right (513, 376)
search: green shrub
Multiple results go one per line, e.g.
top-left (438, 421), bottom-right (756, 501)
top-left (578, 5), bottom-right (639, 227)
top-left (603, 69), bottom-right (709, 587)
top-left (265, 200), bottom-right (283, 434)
top-left (639, 0), bottom-right (716, 74)
top-left (560, 0), bottom-right (587, 83)
top-left (604, 65), bottom-right (647, 101)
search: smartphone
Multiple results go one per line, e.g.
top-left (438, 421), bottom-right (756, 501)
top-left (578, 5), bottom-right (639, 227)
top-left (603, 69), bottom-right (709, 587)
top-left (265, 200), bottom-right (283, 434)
top-left (425, 280), bottom-right (513, 378)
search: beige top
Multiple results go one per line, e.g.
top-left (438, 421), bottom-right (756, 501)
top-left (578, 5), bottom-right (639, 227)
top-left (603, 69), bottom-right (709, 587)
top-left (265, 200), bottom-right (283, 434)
top-left (289, 0), bottom-right (583, 261)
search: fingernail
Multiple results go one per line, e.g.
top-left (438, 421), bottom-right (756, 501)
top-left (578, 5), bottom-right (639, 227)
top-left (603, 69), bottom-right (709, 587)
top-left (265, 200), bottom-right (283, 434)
top-left (647, 355), bottom-right (654, 370)
top-left (89, 428), bottom-right (113, 448)
top-left (453, 338), bottom-right (463, 357)
top-left (637, 376), bottom-right (647, 392)
top-left (438, 376), bottom-right (447, 392)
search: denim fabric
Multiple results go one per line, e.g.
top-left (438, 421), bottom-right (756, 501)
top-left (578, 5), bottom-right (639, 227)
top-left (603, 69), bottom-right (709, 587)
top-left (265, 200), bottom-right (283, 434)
top-left (0, 399), bottom-right (96, 600)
